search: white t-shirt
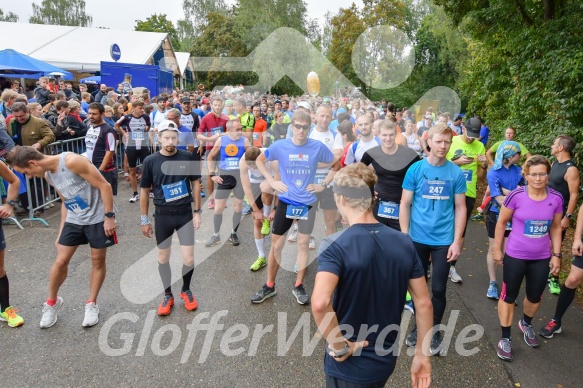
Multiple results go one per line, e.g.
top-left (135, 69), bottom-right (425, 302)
top-left (309, 129), bottom-right (343, 180)
top-left (344, 136), bottom-right (381, 165)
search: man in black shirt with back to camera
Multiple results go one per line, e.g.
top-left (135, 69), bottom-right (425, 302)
top-left (139, 120), bottom-right (202, 317)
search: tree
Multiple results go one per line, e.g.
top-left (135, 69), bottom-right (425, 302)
top-left (176, 19), bottom-right (196, 53)
top-left (135, 14), bottom-right (180, 51)
top-left (0, 9), bottom-right (19, 22)
top-left (182, 0), bottom-right (228, 34)
top-left (29, 0), bottom-right (92, 27)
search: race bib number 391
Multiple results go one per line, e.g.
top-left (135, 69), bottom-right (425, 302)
top-left (422, 180), bottom-right (451, 200)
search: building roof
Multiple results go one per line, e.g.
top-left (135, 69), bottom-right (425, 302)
top-left (0, 22), bottom-right (179, 75)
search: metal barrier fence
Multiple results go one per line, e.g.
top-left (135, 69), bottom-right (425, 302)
top-left (19, 136), bottom-right (132, 227)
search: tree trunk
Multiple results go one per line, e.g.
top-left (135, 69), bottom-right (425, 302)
top-left (544, 0), bottom-right (555, 20)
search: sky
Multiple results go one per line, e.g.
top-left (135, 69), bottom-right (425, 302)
top-left (5, 0), bottom-right (363, 30)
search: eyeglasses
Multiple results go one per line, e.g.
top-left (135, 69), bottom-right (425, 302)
top-left (527, 173), bottom-right (548, 178)
top-left (293, 123), bottom-right (310, 131)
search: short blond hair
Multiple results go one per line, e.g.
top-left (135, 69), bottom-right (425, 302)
top-left (427, 123), bottom-right (453, 140)
top-left (68, 100), bottom-right (80, 110)
top-left (333, 163), bottom-right (377, 212)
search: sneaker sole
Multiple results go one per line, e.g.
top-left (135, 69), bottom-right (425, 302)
top-left (539, 327), bottom-right (562, 339)
top-left (229, 238), bottom-right (240, 246)
top-left (497, 352), bottom-right (512, 362)
top-left (450, 278), bottom-right (462, 284)
top-left (405, 339), bottom-right (416, 347)
top-left (251, 291), bottom-right (277, 304)
top-left (429, 348), bottom-right (443, 356)
top-left (250, 263), bottom-right (267, 272)
top-left (205, 240), bottom-right (221, 247)
top-left (292, 293), bottom-right (310, 305)
top-left (82, 318), bottom-right (99, 328)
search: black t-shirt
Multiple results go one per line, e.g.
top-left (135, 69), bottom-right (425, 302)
top-left (140, 150), bottom-right (201, 208)
top-left (549, 159), bottom-right (576, 212)
top-left (361, 145), bottom-right (420, 202)
top-left (317, 224), bottom-right (424, 384)
top-left (116, 114), bottom-right (151, 147)
top-left (271, 123), bottom-right (288, 141)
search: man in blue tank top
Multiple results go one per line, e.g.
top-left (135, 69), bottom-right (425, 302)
top-left (6, 146), bottom-right (116, 329)
top-left (205, 119), bottom-right (251, 247)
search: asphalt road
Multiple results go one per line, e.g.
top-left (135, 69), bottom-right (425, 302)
top-left (2, 180), bottom-right (581, 387)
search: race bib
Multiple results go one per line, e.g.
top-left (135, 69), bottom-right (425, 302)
top-left (162, 180), bottom-right (189, 202)
top-left (524, 220), bottom-right (550, 238)
top-left (211, 127), bottom-right (222, 136)
top-left (286, 205), bottom-right (309, 220)
top-left (64, 195), bottom-right (89, 215)
top-left (422, 180), bottom-right (451, 200)
top-left (131, 131), bottom-right (145, 141)
top-left (224, 157), bottom-right (239, 170)
top-left (378, 201), bottom-right (400, 219)
top-left (463, 170), bottom-right (473, 182)
top-left (506, 221), bottom-right (512, 231)
top-left (313, 173), bottom-right (327, 185)
top-left (252, 132), bottom-right (259, 141)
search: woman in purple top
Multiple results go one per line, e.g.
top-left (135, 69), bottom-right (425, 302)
top-left (493, 155), bottom-right (563, 362)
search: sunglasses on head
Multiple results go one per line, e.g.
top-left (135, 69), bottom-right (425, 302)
top-left (293, 123), bottom-right (310, 131)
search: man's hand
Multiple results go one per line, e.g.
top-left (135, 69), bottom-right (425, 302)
top-left (211, 175), bottom-right (223, 185)
top-left (141, 224), bottom-right (153, 238)
top-left (193, 213), bottom-right (201, 230)
top-left (306, 183), bottom-right (324, 193)
top-left (573, 239), bottom-right (583, 256)
top-left (447, 241), bottom-right (461, 262)
top-left (549, 256), bottom-right (561, 276)
top-left (268, 208), bottom-right (276, 222)
top-left (252, 209), bottom-right (263, 221)
top-left (561, 217), bottom-right (570, 230)
top-left (103, 218), bottom-right (116, 237)
top-left (327, 339), bottom-right (369, 363)
top-left (32, 143), bottom-right (42, 151)
top-left (410, 354), bottom-right (431, 388)
top-left (0, 204), bottom-right (13, 218)
top-left (493, 248), bottom-right (504, 266)
top-left (270, 181), bottom-right (288, 194)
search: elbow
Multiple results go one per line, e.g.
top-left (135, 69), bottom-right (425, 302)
top-left (311, 295), bottom-right (331, 315)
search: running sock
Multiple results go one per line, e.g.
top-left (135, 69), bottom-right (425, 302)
top-left (158, 262), bottom-right (172, 294)
top-left (523, 314), bottom-right (533, 326)
top-left (232, 211), bottom-right (242, 232)
top-left (181, 265), bottom-right (194, 292)
top-left (0, 275), bottom-right (9, 312)
top-left (554, 285), bottom-right (576, 324)
top-left (214, 214), bottom-right (223, 234)
top-left (501, 326), bottom-right (511, 339)
top-left (87, 299), bottom-right (96, 304)
top-left (266, 281), bottom-right (275, 288)
top-left (263, 205), bottom-right (271, 218)
top-left (46, 298), bottom-right (57, 307)
top-left (295, 281), bottom-right (303, 287)
top-left (255, 239), bottom-right (265, 258)
top-left (133, 191), bottom-right (138, 196)
top-left (450, 261), bottom-right (457, 267)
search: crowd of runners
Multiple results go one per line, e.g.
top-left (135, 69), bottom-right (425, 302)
top-left (0, 77), bottom-right (582, 387)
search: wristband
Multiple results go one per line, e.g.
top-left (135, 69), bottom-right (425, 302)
top-left (140, 215), bottom-right (151, 225)
top-left (552, 252), bottom-right (562, 259)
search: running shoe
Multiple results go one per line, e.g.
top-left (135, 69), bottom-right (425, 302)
top-left (518, 319), bottom-right (539, 347)
top-left (487, 282), bottom-right (499, 300)
top-left (449, 267), bottom-right (462, 283)
top-left (471, 213), bottom-right (484, 221)
top-left (497, 338), bottom-right (512, 361)
top-left (309, 236), bottom-right (316, 250)
top-left (251, 284), bottom-right (277, 304)
top-left (287, 227), bottom-right (298, 242)
top-left (180, 290), bottom-right (198, 311)
top-left (427, 262), bottom-right (432, 279)
top-left (201, 189), bottom-right (205, 198)
top-left (539, 319), bottom-right (562, 339)
top-left (292, 284), bottom-right (310, 305)
top-left (405, 327), bottom-right (417, 347)
top-left (207, 199), bottom-right (215, 209)
top-left (404, 292), bottom-right (415, 314)
top-left (250, 256), bottom-right (267, 271)
top-left (229, 233), bottom-right (240, 246)
top-left (242, 201), bottom-right (252, 215)
top-left (157, 294), bottom-right (174, 316)
top-left (149, 192), bottom-right (154, 198)
top-left (82, 302), bottom-right (99, 327)
top-left (0, 306), bottom-right (24, 327)
top-left (40, 297), bottom-right (63, 329)
top-left (548, 276), bottom-right (561, 295)
top-left (429, 331), bottom-right (444, 356)
top-left (261, 219), bottom-right (271, 235)
top-left (129, 194), bottom-right (139, 203)
top-left (293, 264), bottom-right (298, 274)
top-left (205, 234), bottom-right (221, 247)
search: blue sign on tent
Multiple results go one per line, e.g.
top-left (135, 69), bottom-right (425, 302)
top-left (110, 44), bottom-right (121, 62)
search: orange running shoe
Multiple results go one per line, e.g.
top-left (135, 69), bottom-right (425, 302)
top-left (180, 290), bottom-right (198, 311)
top-left (157, 294), bottom-right (174, 316)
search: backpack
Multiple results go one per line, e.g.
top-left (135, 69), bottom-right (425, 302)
top-left (351, 136), bottom-right (381, 154)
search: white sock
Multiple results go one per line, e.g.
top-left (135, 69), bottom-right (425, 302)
top-left (263, 205), bottom-right (271, 218)
top-left (255, 238), bottom-right (265, 258)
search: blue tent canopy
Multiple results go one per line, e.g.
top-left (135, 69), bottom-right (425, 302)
top-left (80, 76), bottom-right (101, 85)
top-left (0, 48), bottom-right (73, 80)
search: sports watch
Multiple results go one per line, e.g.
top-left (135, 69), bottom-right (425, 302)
top-left (105, 212), bottom-right (116, 218)
top-left (7, 200), bottom-right (18, 208)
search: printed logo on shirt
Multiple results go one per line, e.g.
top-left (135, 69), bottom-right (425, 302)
top-left (289, 154), bottom-right (309, 162)
top-left (225, 144), bottom-right (239, 156)
top-left (295, 179), bottom-right (303, 188)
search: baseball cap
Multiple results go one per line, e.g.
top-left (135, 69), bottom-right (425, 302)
top-left (158, 120), bottom-right (179, 133)
top-left (464, 117), bottom-right (482, 138)
top-left (225, 99), bottom-right (234, 106)
top-left (297, 101), bottom-right (312, 111)
top-left (180, 97), bottom-right (191, 103)
top-left (156, 97), bottom-right (167, 103)
top-left (274, 99), bottom-right (282, 104)
top-left (425, 114), bottom-right (433, 120)
top-left (202, 98), bottom-right (210, 104)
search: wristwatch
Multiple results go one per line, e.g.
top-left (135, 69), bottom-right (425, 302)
top-left (552, 252), bottom-right (562, 259)
top-left (7, 200), bottom-right (18, 207)
top-left (193, 209), bottom-right (202, 214)
top-left (330, 342), bottom-right (350, 358)
top-left (321, 181), bottom-right (328, 189)
top-left (105, 212), bottom-right (115, 218)
top-left (566, 213), bottom-right (573, 219)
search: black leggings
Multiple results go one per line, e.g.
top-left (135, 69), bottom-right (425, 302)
top-left (413, 242), bottom-right (450, 326)
top-left (501, 254), bottom-right (550, 304)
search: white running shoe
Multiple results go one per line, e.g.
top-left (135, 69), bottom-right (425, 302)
top-left (309, 236), bottom-right (316, 250)
top-left (449, 267), bottom-right (462, 283)
top-left (82, 302), bottom-right (99, 327)
top-left (40, 297), bottom-right (63, 329)
top-left (287, 227), bottom-right (298, 242)
top-left (129, 194), bottom-right (139, 203)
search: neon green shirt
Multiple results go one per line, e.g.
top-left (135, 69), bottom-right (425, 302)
top-left (446, 136), bottom-right (486, 198)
